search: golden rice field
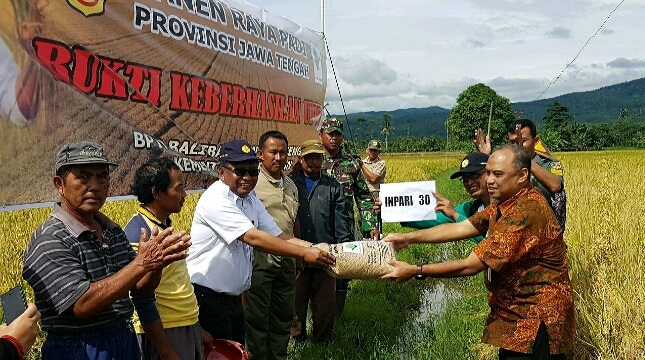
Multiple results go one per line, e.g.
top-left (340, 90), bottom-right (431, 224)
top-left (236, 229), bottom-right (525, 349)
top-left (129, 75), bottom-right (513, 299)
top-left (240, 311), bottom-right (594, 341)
top-left (1, 150), bottom-right (644, 359)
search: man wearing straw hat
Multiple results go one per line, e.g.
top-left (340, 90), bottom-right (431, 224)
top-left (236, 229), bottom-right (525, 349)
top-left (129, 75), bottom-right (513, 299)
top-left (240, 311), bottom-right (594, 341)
top-left (289, 140), bottom-right (352, 343)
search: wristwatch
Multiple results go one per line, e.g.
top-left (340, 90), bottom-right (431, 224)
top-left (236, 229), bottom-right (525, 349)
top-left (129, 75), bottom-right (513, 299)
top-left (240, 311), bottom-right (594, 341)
top-left (414, 264), bottom-right (426, 280)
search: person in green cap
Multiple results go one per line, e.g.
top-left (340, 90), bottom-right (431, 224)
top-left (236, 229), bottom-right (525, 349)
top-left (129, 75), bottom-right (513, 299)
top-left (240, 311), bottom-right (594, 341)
top-left (318, 117), bottom-right (379, 319)
top-left (361, 139), bottom-right (387, 199)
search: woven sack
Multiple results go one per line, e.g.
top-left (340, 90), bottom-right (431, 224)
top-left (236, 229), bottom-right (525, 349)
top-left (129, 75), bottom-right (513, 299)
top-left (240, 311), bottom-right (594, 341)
top-left (315, 241), bottom-right (396, 279)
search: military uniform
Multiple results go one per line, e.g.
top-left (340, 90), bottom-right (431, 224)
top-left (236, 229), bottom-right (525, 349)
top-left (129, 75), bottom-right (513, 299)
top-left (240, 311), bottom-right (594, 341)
top-left (532, 153), bottom-right (566, 232)
top-left (320, 119), bottom-right (378, 238)
top-left (319, 118), bottom-right (378, 319)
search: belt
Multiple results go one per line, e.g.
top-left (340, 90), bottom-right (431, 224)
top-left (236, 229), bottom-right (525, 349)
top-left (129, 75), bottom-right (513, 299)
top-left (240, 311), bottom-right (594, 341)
top-left (192, 283), bottom-right (241, 299)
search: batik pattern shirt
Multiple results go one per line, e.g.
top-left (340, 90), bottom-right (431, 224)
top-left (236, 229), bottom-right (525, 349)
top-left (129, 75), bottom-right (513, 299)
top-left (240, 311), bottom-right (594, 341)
top-left (322, 151), bottom-right (377, 234)
top-left (470, 186), bottom-right (575, 354)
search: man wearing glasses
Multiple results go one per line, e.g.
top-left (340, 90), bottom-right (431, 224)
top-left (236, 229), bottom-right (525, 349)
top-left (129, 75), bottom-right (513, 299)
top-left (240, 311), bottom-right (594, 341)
top-left (186, 140), bottom-right (335, 344)
top-left (401, 152), bottom-right (490, 244)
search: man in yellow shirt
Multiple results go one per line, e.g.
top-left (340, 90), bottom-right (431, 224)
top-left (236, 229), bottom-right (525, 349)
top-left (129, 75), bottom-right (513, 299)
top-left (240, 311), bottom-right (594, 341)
top-left (125, 158), bottom-right (213, 360)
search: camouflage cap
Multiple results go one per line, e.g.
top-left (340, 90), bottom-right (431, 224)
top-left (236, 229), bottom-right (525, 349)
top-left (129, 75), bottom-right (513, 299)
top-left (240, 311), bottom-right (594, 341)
top-left (367, 140), bottom-right (382, 151)
top-left (321, 117), bottom-right (343, 133)
top-left (299, 140), bottom-right (325, 156)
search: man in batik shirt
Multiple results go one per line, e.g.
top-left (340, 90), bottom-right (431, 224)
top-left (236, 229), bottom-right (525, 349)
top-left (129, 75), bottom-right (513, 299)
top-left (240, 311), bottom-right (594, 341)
top-left (383, 144), bottom-right (574, 360)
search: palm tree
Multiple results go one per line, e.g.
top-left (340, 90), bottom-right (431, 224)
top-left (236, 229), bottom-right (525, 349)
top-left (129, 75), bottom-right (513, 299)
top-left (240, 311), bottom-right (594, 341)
top-left (380, 113), bottom-right (394, 151)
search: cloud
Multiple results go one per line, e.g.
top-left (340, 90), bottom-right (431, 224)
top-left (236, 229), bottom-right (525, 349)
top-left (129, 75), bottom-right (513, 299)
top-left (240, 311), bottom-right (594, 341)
top-left (333, 55), bottom-right (398, 86)
top-left (465, 38), bottom-right (487, 48)
top-left (600, 28), bottom-right (615, 35)
top-left (606, 58), bottom-right (645, 69)
top-left (545, 26), bottom-right (571, 39)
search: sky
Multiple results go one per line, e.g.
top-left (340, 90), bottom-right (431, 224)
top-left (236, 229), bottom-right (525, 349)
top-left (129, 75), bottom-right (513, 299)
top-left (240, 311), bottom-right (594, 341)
top-left (252, 0), bottom-right (645, 114)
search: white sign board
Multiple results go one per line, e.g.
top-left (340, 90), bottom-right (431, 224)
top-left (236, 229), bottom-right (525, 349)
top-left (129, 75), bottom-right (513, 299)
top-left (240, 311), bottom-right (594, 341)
top-left (380, 181), bottom-right (437, 223)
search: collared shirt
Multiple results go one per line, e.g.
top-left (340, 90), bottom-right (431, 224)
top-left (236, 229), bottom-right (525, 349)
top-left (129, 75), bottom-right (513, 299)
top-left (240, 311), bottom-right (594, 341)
top-left (533, 153), bottom-right (567, 231)
top-left (291, 173), bottom-right (352, 245)
top-left (322, 150), bottom-right (378, 233)
top-left (470, 186), bottom-right (575, 354)
top-left (0, 38), bottom-right (28, 125)
top-left (186, 180), bottom-right (282, 295)
top-left (124, 206), bottom-right (199, 333)
top-left (362, 156), bottom-right (387, 192)
top-left (254, 166), bottom-right (299, 235)
top-left (22, 204), bottom-right (139, 333)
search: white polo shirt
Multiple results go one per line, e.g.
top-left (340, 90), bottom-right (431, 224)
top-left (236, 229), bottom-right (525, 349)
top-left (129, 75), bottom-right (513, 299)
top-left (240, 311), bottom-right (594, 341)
top-left (187, 180), bottom-right (282, 295)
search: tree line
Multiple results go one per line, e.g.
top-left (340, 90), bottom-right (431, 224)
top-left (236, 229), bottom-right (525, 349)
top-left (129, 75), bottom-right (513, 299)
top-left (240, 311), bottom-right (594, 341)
top-left (342, 83), bottom-right (645, 154)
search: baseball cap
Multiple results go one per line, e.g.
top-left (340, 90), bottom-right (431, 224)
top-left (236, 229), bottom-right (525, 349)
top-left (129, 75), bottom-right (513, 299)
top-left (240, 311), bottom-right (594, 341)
top-left (320, 117), bottom-right (343, 133)
top-left (299, 140), bottom-right (325, 156)
top-left (218, 140), bottom-right (260, 163)
top-left (367, 140), bottom-right (382, 151)
top-left (56, 141), bottom-right (118, 172)
top-left (450, 152), bottom-right (489, 179)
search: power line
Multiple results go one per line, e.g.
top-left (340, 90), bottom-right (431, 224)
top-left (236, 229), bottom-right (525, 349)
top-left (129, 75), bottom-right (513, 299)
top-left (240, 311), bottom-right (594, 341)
top-left (535, 0), bottom-right (626, 100)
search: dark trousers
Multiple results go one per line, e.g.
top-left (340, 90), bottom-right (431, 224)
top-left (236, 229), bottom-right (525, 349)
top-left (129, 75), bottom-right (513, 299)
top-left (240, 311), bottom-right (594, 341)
top-left (41, 324), bottom-right (139, 360)
top-left (193, 284), bottom-right (244, 344)
top-left (291, 267), bottom-right (336, 343)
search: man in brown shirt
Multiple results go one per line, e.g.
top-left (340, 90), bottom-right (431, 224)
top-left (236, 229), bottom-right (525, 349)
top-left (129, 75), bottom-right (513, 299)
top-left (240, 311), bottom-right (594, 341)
top-left (382, 144), bottom-right (574, 359)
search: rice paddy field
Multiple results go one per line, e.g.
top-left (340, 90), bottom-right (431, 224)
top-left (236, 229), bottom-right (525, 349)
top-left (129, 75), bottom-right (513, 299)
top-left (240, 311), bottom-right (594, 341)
top-left (1, 149), bottom-right (644, 359)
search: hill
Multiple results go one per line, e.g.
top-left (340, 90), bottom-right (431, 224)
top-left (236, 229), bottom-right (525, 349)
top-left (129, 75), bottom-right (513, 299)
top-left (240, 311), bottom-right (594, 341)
top-left (512, 77), bottom-right (645, 123)
top-left (338, 77), bottom-right (645, 140)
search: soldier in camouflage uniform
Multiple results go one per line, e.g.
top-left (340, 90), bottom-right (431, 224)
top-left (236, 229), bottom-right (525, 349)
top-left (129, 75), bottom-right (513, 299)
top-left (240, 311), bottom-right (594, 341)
top-left (507, 119), bottom-right (566, 232)
top-left (475, 118), bottom-right (567, 231)
top-left (319, 117), bottom-right (379, 319)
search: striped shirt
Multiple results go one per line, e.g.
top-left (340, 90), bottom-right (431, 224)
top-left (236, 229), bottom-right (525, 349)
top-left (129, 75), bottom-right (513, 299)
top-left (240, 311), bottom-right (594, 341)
top-left (23, 204), bottom-right (138, 333)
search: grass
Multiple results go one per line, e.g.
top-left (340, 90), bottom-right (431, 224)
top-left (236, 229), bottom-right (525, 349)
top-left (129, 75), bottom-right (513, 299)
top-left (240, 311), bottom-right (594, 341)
top-left (2, 150), bottom-right (645, 359)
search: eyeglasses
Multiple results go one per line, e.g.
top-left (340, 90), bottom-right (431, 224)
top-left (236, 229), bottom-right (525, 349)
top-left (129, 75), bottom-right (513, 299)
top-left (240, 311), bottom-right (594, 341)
top-left (223, 167), bottom-right (259, 177)
top-left (461, 171), bottom-right (485, 183)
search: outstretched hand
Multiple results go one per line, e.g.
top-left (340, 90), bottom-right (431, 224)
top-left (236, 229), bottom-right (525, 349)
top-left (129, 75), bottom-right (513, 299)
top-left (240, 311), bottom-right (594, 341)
top-left (303, 246), bottom-right (336, 267)
top-left (474, 128), bottom-right (491, 155)
top-left (380, 260), bottom-right (416, 282)
top-left (382, 233), bottom-right (410, 250)
top-left (136, 227), bottom-right (191, 272)
top-left (433, 191), bottom-right (458, 221)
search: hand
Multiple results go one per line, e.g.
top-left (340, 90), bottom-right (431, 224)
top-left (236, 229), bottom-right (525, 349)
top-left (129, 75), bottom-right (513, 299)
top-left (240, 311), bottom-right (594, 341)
top-left (474, 128), bottom-right (491, 155)
top-left (372, 197), bottom-right (381, 214)
top-left (2, 303), bottom-right (41, 353)
top-left (201, 328), bottom-right (214, 351)
top-left (380, 260), bottom-right (416, 282)
top-left (369, 229), bottom-right (380, 241)
top-left (382, 233), bottom-right (410, 250)
top-left (509, 124), bottom-right (523, 146)
top-left (433, 192), bottom-right (458, 221)
top-left (136, 227), bottom-right (191, 272)
top-left (303, 246), bottom-right (336, 267)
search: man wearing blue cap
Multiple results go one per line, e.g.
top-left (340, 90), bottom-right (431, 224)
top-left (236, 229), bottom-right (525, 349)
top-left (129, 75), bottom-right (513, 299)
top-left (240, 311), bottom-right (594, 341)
top-left (186, 139), bottom-right (336, 344)
top-left (23, 141), bottom-right (191, 360)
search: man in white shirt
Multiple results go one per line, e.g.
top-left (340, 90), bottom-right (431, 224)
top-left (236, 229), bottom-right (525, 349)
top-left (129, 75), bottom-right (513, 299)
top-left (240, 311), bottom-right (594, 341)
top-left (186, 139), bottom-right (335, 344)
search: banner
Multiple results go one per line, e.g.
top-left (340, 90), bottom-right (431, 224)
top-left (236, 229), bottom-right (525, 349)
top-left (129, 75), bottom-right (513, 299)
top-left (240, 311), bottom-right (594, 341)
top-left (380, 181), bottom-right (437, 223)
top-left (0, 0), bottom-right (326, 208)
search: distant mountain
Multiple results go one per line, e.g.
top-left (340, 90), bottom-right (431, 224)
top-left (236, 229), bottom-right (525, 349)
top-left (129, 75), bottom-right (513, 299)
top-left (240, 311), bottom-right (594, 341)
top-left (337, 106), bottom-right (450, 140)
top-left (512, 77), bottom-right (645, 123)
top-left (338, 77), bottom-right (645, 140)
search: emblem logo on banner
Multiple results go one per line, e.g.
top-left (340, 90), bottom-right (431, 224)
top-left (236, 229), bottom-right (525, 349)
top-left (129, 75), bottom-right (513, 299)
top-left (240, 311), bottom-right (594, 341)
top-left (67, 0), bottom-right (106, 17)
